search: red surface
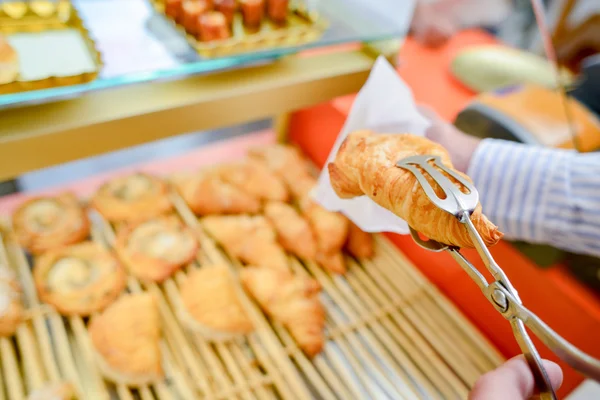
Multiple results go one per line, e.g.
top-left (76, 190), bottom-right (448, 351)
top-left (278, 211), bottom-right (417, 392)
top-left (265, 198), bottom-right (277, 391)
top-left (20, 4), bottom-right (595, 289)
top-left (289, 30), bottom-right (600, 397)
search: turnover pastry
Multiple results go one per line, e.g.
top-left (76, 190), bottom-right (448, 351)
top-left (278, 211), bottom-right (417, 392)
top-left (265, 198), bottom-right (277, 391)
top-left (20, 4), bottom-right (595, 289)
top-left (299, 196), bottom-right (348, 274)
top-left (91, 173), bottom-right (173, 224)
top-left (264, 201), bottom-right (317, 260)
top-left (0, 265), bottom-right (24, 337)
top-left (202, 215), bottom-right (288, 270)
top-left (116, 216), bottom-right (198, 283)
top-left (88, 293), bottom-right (163, 386)
top-left (241, 266), bottom-right (325, 357)
top-left (34, 242), bottom-right (126, 316)
top-left (248, 144), bottom-right (316, 199)
top-left (12, 193), bottom-right (90, 255)
top-left (345, 222), bottom-right (374, 259)
top-left (172, 169), bottom-right (261, 216)
top-left (27, 382), bottom-right (76, 400)
top-left (328, 131), bottom-right (503, 248)
top-left (0, 35), bottom-right (18, 84)
top-left (219, 160), bottom-right (289, 202)
top-left (178, 265), bottom-right (253, 340)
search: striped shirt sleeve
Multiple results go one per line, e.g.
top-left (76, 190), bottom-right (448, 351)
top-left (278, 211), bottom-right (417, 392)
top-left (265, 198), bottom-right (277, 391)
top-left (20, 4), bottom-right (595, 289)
top-left (467, 138), bottom-right (600, 257)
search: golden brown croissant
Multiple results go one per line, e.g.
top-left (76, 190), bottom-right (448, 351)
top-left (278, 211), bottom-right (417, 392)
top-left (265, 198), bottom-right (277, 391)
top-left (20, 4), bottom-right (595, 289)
top-left (240, 266), bottom-right (325, 357)
top-left (12, 193), bottom-right (90, 255)
top-left (219, 160), bottom-right (289, 202)
top-left (88, 293), bottom-right (163, 386)
top-left (345, 222), bottom-right (374, 259)
top-left (264, 201), bottom-right (317, 260)
top-left (115, 216), bottom-right (198, 283)
top-left (328, 131), bottom-right (503, 248)
top-left (202, 215), bottom-right (288, 270)
top-left (299, 196), bottom-right (349, 274)
top-left (0, 265), bottom-right (24, 337)
top-left (178, 265), bottom-right (253, 340)
top-left (172, 169), bottom-right (261, 216)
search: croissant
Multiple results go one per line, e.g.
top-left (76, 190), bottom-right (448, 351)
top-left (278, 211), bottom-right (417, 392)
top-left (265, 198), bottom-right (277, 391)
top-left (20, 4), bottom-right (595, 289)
top-left (240, 266), bottom-right (325, 357)
top-left (328, 131), bottom-right (503, 248)
top-left (264, 201), bottom-right (317, 260)
top-left (219, 160), bottom-right (289, 202)
top-left (345, 222), bottom-right (374, 259)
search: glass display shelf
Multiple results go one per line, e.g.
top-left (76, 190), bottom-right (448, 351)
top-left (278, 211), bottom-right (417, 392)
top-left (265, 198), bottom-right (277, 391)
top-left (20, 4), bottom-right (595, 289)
top-left (0, 0), bottom-right (410, 109)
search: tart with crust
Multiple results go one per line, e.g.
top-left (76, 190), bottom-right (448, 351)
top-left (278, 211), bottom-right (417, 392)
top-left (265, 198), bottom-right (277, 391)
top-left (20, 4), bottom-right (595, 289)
top-left (178, 265), bottom-right (254, 340)
top-left (90, 173), bottom-right (173, 224)
top-left (12, 193), bottom-right (90, 255)
top-left (0, 264), bottom-right (24, 337)
top-left (88, 293), bottom-right (163, 386)
top-left (34, 242), bottom-right (126, 316)
top-left (115, 216), bottom-right (198, 283)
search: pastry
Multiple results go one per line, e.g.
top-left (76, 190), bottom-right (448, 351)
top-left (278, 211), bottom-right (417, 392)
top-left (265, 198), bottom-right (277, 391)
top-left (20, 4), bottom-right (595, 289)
top-left (299, 196), bottom-right (349, 274)
top-left (89, 293), bottom-right (163, 386)
top-left (0, 35), bottom-right (18, 85)
top-left (91, 173), bottom-right (173, 224)
top-left (214, 0), bottom-right (237, 26)
top-left (165, 0), bottom-right (183, 20)
top-left (172, 169), bottom-right (261, 216)
top-left (248, 144), bottom-right (315, 199)
top-left (178, 265), bottom-right (253, 340)
top-left (240, 0), bottom-right (265, 28)
top-left (202, 215), bottom-right (288, 270)
top-left (181, 0), bottom-right (211, 35)
top-left (198, 11), bottom-right (231, 41)
top-left (241, 266), bottom-right (325, 357)
top-left (219, 160), bottom-right (288, 202)
top-left (12, 193), bottom-right (90, 255)
top-left (267, 0), bottom-right (288, 23)
top-left (34, 242), bottom-right (126, 316)
top-left (27, 382), bottom-right (76, 400)
top-left (115, 216), bottom-right (198, 283)
top-left (264, 201), bottom-right (316, 260)
top-left (345, 222), bottom-right (374, 259)
top-left (328, 130), bottom-right (503, 248)
top-left (0, 265), bottom-right (24, 337)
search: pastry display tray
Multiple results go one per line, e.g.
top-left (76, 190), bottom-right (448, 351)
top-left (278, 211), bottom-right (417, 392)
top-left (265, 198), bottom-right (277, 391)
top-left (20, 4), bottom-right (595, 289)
top-left (152, 0), bottom-right (327, 58)
top-left (0, 131), bottom-right (504, 399)
top-left (0, 0), bottom-right (102, 95)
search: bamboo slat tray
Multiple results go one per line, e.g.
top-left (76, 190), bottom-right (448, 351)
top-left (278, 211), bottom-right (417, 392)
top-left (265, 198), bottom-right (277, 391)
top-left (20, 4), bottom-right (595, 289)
top-left (0, 0), bottom-right (102, 94)
top-left (0, 182), bottom-right (505, 400)
top-left (152, 0), bottom-right (327, 58)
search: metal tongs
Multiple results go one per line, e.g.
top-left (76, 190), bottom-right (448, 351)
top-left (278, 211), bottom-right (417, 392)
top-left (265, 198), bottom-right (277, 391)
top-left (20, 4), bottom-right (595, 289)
top-left (397, 155), bottom-right (600, 400)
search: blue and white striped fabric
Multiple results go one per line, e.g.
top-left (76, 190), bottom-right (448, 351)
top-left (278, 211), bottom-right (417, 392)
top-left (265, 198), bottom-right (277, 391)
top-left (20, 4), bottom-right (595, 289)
top-left (467, 138), bottom-right (600, 257)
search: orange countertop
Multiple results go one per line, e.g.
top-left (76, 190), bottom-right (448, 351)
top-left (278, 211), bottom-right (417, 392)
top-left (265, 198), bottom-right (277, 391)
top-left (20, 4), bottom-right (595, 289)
top-left (288, 30), bottom-right (600, 397)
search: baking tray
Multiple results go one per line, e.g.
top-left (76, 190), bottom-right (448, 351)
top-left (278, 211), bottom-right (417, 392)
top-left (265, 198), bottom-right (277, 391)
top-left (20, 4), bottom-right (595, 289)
top-left (0, 163), bottom-right (504, 400)
top-left (152, 0), bottom-right (327, 58)
top-left (0, 0), bottom-right (102, 95)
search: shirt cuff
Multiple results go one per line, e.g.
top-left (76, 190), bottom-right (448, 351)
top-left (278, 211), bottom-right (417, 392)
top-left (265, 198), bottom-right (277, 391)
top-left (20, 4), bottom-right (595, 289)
top-left (466, 138), bottom-right (566, 243)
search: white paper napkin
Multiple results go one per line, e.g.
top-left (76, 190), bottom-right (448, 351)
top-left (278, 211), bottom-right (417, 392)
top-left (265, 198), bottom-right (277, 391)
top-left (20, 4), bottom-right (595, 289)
top-left (312, 56), bottom-right (431, 234)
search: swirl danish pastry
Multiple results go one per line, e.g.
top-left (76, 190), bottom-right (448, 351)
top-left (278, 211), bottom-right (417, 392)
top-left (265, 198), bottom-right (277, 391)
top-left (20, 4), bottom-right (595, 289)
top-left (91, 173), bottom-right (173, 224)
top-left (12, 193), bottom-right (90, 255)
top-left (115, 216), bottom-right (199, 283)
top-left (0, 265), bottom-right (24, 337)
top-left (34, 242), bottom-right (126, 316)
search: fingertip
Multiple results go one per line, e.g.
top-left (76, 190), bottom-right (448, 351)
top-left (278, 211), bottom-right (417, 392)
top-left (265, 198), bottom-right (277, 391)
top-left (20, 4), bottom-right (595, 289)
top-left (541, 360), bottom-right (563, 391)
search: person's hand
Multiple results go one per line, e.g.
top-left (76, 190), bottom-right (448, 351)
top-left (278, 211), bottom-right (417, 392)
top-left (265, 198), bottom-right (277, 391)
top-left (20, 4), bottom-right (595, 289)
top-left (470, 355), bottom-right (563, 400)
top-left (418, 106), bottom-right (481, 173)
top-left (410, 3), bottom-right (458, 47)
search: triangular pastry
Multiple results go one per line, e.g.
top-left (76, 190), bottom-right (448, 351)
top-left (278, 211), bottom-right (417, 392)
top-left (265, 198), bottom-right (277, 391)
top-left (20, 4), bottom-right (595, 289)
top-left (241, 266), bottom-right (325, 357)
top-left (202, 215), bottom-right (288, 270)
top-left (88, 293), bottom-right (163, 386)
top-left (264, 201), bottom-right (317, 260)
top-left (327, 131), bottom-right (502, 248)
top-left (178, 265), bottom-right (253, 340)
top-left (116, 216), bottom-right (198, 283)
top-left (219, 160), bottom-right (288, 202)
top-left (12, 193), bottom-right (90, 255)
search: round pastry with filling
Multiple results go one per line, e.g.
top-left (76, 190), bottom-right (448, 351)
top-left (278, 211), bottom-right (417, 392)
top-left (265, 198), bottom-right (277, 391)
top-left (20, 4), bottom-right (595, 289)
top-left (12, 193), bottom-right (90, 255)
top-left (0, 265), bottom-right (24, 337)
top-left (178, 265), bottom-right (253, 340)
top-left (115, 216), bottom-right (198, 283)
top-left (90, 173), bottom-right (173, 224)
top-left (34, 242), bottom-right (126, 316)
